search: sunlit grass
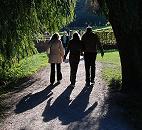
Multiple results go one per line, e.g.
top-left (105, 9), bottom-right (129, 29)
top-left (97, 51), bottom-right (122, 88)
top-left (0, 53), bottom-right (48, 82)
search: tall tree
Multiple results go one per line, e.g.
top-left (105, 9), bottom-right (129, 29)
top-left (91, 0), bottom-right (142, 92)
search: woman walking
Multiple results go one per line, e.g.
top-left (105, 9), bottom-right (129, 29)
top-left (64, 32), bottom-right (82, 88)
top-left (46, 33), bottom-right (64, 85)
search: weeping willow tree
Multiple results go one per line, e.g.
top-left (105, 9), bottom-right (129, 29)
top-left (0, 0), bottom-right (76, 72)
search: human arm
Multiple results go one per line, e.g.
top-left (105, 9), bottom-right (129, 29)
top-left (59, 40), bottom-right (65, 59)
top-left (45, 40), bottom-right (51, 56)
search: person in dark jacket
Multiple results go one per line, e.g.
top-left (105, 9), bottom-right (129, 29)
top-left (61, 31), bottom-right (69, 50)
top-left (64, 32), bottom-right (82, 88)
top-left (81, 26), bottom-right (104, 86)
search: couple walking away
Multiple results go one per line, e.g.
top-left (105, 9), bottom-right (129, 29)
top-left (46, 27), bottom-right (104, 87)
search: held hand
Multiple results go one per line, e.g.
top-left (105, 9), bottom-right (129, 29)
top-left (80, 52), bottom-right (84, 56)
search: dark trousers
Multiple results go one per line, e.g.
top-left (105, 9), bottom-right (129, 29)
top-left (50, 63), bottom-right (62, 84)
top-left (84, 52), bottom-right (97, 83)
top-left (69, 53), bottom-right (80, 85)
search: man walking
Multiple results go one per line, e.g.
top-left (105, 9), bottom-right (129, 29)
top-left (61, 31), bottom-right (69, 50)
top-left (81, 26), bottom-right (104, 86)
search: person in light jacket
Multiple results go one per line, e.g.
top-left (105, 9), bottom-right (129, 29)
top-left (46, 33), bottom-right (64, 85)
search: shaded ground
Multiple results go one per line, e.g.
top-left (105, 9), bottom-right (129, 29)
top-left (0, 57), bottom-right (134, 130)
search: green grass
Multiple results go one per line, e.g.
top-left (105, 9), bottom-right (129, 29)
top-left (94, 25), bottom-right (112, 31)
top-left (0, 53), bottom-right (48, 121)
top-left (97, 51), bottom-right (122, 89)
top-left (13, 53), bottom-right (48, 78)
top-left (97, 51), bottom-right (142, 129)
top-left (0, 53), bottom-right (48, 85)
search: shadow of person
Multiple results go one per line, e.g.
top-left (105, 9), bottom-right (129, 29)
top-left (42, 85), bottom-right (73, 122)
top-left (60, 85), bottom-right (98, 125)
top-left (14, 82), bottom-right (60, 114)
top-left (42, 85), bottom-right (97, 125)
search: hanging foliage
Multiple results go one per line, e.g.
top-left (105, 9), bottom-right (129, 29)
top-left (0, 0), bottom-right (77, 70)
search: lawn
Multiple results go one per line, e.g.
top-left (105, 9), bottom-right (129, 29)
top-left (97, 51), bottom-right (122, 89)
top-left (0, 53), bottom-right (48, 95)
top-left (97, 51), bottom-right (142, 129)
top-left (1, 53), bottom-right (48, 82)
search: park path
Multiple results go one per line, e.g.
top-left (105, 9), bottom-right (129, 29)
top-left (0, 56), bottom-right (134, 130)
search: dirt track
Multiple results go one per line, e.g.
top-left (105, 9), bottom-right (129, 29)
top-left (0, 57), bottom-right (134, 130)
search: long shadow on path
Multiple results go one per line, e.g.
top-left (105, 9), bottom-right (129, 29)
top-left (42, 85), bottom-right (98, 125)
top-left (67, 91), bottom-right (135, 130)
top-left (14, 83), bottom-right (60, 114)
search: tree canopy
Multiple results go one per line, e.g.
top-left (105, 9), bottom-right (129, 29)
top-left (0, 0), bottom-right (76, 69)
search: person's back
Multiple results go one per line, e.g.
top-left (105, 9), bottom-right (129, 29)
top-left (81, 27), bottom-right (104, 86)
top-left (61, 31), bottom-right (69, 49)
top-left (68, 38), bottom-right (82, 54)
top-left (82, 30), bottom-right (99, 53)
top-left (49, 40), bottom-right (63, 56)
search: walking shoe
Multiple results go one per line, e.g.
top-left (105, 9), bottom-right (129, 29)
top-left (91, 80), bottom-right (95, 84)
top-left (57, 80), bottom-right (61, 84)
top-left (85, 82), bottom-right (90, 86)
top-left (50, 83), bottom-right (54, 86)
top-left (69, 84), bottom-right (75, 89)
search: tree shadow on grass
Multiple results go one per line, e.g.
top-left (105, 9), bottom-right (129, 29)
top-left (14, 82), bottom-right (60, 114)
top-left (108, 78), bottom-right (122, 92)
top-left (42, 85), bottom-right (97, 125)
top-left (108, 78), bottom-right (142, 130)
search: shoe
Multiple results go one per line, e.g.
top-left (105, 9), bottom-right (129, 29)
top-left (69, 84), bottom-right (75, 89)
top-left (85, 82), bottom-right (90, 86)
top-left (50, 82), bottom-right (54, 85)
top-left (57, 80), bottom-right (61, 84)
top-left (91, 80), bottom-right (95, 84)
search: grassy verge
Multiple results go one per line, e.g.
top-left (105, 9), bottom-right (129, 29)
top-left (97, 51), bottom-right (122, 89)
top-left (0, 53), bottom-right (48, 121)
top-left (97, 51), bottom-right (142, 129)
top-left (0, 53), bottom-right (48, 95)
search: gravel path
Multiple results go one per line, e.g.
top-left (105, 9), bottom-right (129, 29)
top-left (0, 57), bottom-right (134, 130)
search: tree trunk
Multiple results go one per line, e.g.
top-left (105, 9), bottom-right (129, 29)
top-left (105, 0), bottom-right (142, 92)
